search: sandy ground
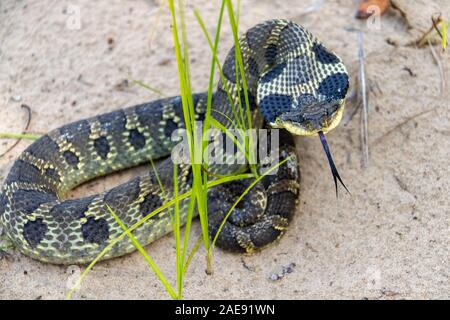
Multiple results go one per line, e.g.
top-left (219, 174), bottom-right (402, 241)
top-left (0, 0), bottom-right (449, 300)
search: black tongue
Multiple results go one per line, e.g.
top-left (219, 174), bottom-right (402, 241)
top-left (318, 131), bottom-right (350, 198)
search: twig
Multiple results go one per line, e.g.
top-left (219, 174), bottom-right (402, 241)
top-left (342, 88), bottom-right (361, 127)
top-left (412, 14), bottom-right (448, 49)
top-left (427, 39), bottom-right (446, 96)
top-left (415, 14), bottom-right (441, 47)
top-left (343, 99), bottom-right (362, 126)
top-left (344, 78), bottom-right (381, 127)
top-left (0, 104), bottom-right (33, 158)
top-left (357, 31), bottom-right (370, 169)
top-left (431, 14), bottom-right (444, 39)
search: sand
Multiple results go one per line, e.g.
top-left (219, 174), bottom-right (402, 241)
top-left (0, 0), bottom-right (448, 299)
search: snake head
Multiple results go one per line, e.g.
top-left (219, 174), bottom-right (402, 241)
top-left (253, 24), bottom-right (350, 195)
top-left (255, 23), bottom-right (349, 136)
top-left (274, 97), bottom-right (346, 136)
top-left (268, 94), bottom-right (350, 197)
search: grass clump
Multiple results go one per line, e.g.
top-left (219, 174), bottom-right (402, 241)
top-left (65, 0), bottom-right (292, 300)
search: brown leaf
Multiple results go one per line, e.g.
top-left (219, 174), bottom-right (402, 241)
top-left (356, 0), bottom-right (390, 19)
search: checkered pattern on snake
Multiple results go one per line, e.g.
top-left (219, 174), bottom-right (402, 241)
top-left (0, 20), bottom-right (348, 264)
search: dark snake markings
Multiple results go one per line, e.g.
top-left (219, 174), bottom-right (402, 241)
top-left (0, 19), bottom-right (348, 264)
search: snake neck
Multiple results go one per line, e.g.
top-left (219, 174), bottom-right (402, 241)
top-left (213, 19), bottom-right (313, 130)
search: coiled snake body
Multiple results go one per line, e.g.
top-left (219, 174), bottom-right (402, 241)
top-left (0, 20), bottom-right (348, 264)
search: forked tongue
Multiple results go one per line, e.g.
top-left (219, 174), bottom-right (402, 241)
top-left (318, 131), bottom-right (350, 198)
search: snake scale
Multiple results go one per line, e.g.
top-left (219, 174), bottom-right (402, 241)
top-left (0, 19), bottom-right (348, 264)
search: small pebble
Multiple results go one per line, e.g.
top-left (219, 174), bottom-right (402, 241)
top-left (270, 273), bottom-right (281, 281)
top-left (270, 262), bottom-right (296, 281)
top-left (11, 95), bottom-right (22, 102)
top-left (282, 262), bottom-right (296, 274)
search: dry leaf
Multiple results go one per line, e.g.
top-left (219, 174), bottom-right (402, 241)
top-left (356, 0), bottom-right (390, 19)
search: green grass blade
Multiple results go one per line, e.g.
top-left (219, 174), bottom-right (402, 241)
top-left (194, 6), bottom-right (244, 131)
top-left (195, 3), bottom-right (255, 170)
top-left (132, 79), bottom-right (165, 96)
top-left (106, 205), bottom-right (178, 299)
top-left (192, 4), bottom-right (228, 274)
top-left (149, 157), bottom-right (166, 198)
top-left (168, 0), bottom-right (213, 274)
top-left (180, 192), bottom-right (196, 269)
top-left (183, 235), bottom-right (203, 274)
top-left (442, 20), bottom-right (447, 50)
top-left (171, 163), bottom-right (183, 298)
top-left (66, 172), bottom-right (253, 299)
top-left (225, 0), bottom-right (257, 175)
top-left (0, 133), bottom-right (41, 140)
top-left (210, 156), bottom-right (293, 250)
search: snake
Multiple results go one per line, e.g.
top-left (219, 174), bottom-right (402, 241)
top-left (0, 19), bottom-right (348, 264)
